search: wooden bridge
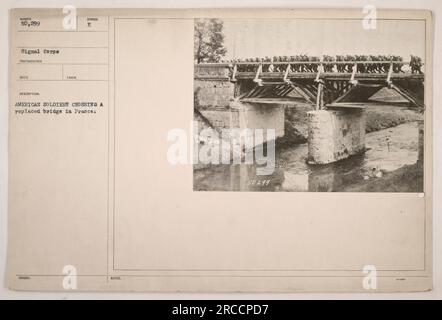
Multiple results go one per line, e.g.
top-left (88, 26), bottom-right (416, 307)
top-left (195, 61), bottom-right (425, 110)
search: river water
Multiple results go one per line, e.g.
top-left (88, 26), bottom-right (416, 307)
top-left (193, 111), bottom-right (423, 192)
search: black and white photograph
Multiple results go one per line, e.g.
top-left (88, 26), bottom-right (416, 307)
top-left (193, 18), bottom-right (425, 192)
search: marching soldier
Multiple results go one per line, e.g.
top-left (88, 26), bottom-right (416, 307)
top-left (410, 55), bottom-right (423, 74)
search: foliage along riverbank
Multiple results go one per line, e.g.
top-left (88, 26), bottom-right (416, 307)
top-left (276, 103), bottom-right (422, 148)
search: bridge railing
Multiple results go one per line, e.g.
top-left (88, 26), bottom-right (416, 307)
top-left (199, 61), bottom-right (424, 74)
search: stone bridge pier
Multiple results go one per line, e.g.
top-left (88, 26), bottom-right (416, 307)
top-left (307, 108), bottom-right (366, 164)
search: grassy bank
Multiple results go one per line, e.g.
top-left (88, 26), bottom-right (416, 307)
top-left (365, 104), bottom-right (422, 133)
top-left (277, 103), bottom-right (422, 147)
top-left (343, 162), bottom-right (423, 192)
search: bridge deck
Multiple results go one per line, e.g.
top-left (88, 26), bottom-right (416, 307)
top-left (234, 72), bottom-right (424, 81)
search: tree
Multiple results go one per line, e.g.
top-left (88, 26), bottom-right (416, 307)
top-left (194, 19), bottom-right (227, 63)
top-left (194, 20), bottom-right (207, 64)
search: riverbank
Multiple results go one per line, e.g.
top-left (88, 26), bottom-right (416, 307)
top-left (365, 103), bottom-right (422, 132)
top-left (277, 103), bottom-right (422, 147)
top-left (343, 162), bottom-right (423, 192)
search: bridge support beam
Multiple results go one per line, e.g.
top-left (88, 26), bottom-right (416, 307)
top-left (307, 108), bottom-right (366, 164)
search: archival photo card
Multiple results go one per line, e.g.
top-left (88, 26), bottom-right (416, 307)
top-left (7, 8), bottom-right (432, 293)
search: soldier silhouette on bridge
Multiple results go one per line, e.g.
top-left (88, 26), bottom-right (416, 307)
top-left (410, 55), bottom-right (423, 74)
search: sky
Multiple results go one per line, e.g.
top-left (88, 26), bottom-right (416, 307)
top-left (221, 19), bottom-right (426, 61)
